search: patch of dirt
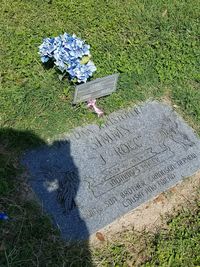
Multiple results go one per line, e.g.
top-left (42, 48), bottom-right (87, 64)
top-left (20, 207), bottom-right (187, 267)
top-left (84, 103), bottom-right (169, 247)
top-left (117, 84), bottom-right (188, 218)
top-left (90, 172), bottom-right (200, 246)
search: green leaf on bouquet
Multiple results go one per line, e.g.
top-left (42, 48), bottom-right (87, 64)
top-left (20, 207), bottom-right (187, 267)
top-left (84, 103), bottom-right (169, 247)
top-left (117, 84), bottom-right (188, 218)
top-left (80, 55), bottom-right (91, 64)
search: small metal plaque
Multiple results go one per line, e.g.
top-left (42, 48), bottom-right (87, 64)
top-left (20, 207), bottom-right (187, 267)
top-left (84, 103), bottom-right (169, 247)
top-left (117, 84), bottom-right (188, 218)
top-left (73, 74), bottom-right (119, 104)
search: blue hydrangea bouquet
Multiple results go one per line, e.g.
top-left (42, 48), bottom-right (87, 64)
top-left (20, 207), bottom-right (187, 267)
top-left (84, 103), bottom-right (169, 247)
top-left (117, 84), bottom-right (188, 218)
top-left (39, 33), bottom-right (96, 83)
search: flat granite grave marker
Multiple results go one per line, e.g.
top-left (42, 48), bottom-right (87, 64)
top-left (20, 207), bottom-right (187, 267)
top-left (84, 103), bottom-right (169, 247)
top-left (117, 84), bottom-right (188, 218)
top-left (22, 101), bottom-right (200, 241)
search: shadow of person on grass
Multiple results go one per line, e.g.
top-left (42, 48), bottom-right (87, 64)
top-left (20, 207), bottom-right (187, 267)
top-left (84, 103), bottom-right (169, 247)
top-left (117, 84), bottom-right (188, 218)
top-left (0, 128), bottom-right (93, 267)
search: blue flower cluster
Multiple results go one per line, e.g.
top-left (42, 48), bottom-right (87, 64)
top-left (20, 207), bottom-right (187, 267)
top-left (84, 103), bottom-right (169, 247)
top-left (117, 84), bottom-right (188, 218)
top-left (0, 212), bottom-right (8, 220)
top-left (39, 33), bottom-right (96, 83)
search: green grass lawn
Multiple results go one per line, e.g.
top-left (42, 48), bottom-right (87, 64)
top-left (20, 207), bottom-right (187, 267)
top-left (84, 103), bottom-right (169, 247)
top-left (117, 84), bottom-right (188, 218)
top-left (1, 0), bottom-right (199, 138)
top-left (0, 0), bottom-right (200, 266)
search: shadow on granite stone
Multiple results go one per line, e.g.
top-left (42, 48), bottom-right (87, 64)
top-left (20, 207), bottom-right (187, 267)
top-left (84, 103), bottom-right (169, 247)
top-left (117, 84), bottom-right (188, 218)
top-left (0, 128), bottom-right (93, 266)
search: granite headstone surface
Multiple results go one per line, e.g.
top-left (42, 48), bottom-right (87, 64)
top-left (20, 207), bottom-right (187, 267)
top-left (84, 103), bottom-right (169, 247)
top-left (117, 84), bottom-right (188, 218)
top-left (22, 101), bottom-right (200, 241)
top-left (73, 74), bottom-right (119, 104)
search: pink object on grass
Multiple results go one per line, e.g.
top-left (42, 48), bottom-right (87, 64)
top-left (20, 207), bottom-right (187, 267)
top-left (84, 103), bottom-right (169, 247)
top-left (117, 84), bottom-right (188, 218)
top-left (87, 99), bottom-right (104, 117)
